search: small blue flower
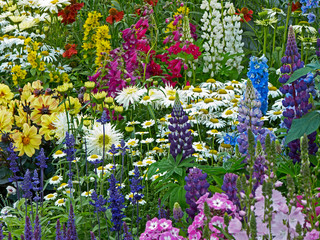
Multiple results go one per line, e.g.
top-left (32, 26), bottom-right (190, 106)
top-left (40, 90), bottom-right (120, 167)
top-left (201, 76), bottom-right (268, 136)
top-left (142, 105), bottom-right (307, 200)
top-left (307, 13), bottom-right (316, 23)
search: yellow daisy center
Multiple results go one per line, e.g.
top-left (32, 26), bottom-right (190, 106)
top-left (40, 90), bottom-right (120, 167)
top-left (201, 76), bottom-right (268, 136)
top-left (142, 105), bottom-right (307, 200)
top-left (143, 96), bottom-right (150, 101)
top-left (51, 176), bottom-right (60, 181)
top-left (206, 79), bottom-right (216, 83)
top-left (225, 110), bottom-right (233, 115)
top-left (218, 89), bottom-right (227, 94)
top-left (204, 98), bottom-right (213, 103)
top-left (47, 194), bottom-right (55, 198)
top-left (55, 150), bottom-right (63, 155)
top-left (225, 86), bottom-right (234, 90)
top-left (98, 135), bottom-right (111, 146)
top-left (210, 118), bottom-right (219, 123)
top-left (169, 96), bottom-right (175, 101)
top-left (193, 88), bottom-right (202, 93)
top-left (274, 111), bottom-right (282, 115)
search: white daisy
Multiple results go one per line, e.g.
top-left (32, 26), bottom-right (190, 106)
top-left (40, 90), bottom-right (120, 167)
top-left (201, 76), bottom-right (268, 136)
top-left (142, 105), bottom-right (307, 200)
top-left (206, 129), bottom-right (221, 136)
top-left (266, 109), bottom-right (283, 121)
top-left (115, 86), bottom-right (145, 110)
top-left (127, 139), bottom-right (139, 148)
top-left (63, 189), bottom-right (75, 195)
top-left (49, 175), bottom-right (63, 185)
top-left (200, 79), bottom-right (224, 91)
top-left (221, 108), bottom-right (238, 119)
top-left (81, 189), bottom-right (94, 197)
top-left (141, 120), bottom-right (155, 128)
top-left (6, 186), bottom-right (16, 195)
top-left (133, 160), bottom-right (147, 167)
top-left (193, 142), bottom-right (207, 152)
top-left (57, 183), bottom-right (68, 190)
top-left (268, 84), bottom-right (282, 98)
top-left (141, 138), bottom-right (154, 144)
top-left (55, 198), bottom-right (66, 207)
top-left (126, 121), bottom-right (141, 126)
top-left (204, 118), bottom-right (226, 129)
top-left (212, 88), bottom-right (234, 100)
top-left (86, 122), bottom-right (123, 155)
top-left (87, 154), bottom-right (103, 163)
top-left (142, 157), bottom-right (156, 165)
top-left (44, 193), bottom-right (57, 201)
top-left (52, 150), bottom-right (66, 159)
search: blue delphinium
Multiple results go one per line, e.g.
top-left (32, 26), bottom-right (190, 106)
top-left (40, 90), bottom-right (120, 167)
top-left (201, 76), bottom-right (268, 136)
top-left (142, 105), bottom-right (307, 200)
top-left (108, 174), bottom-right (126, 236)
top-left (7, 143), bottom-right (21, 199)
top-left (223, 133), bottom-right (238, 148)
top-left (64, 132), bottom-right (76, 194)
top-left (300, 0), bottom-right (319, 13)
top-left (247, 55), bottom-right (269, 114)
top-left (307, 12), bottom-right (316, 23)
top-left (90, 192), bottom-right (107, 213)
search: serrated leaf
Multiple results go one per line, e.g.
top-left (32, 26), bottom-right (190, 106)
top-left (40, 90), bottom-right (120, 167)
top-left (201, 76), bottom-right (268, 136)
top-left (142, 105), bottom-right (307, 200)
top-left (285, 111), bottom-right (320, 144)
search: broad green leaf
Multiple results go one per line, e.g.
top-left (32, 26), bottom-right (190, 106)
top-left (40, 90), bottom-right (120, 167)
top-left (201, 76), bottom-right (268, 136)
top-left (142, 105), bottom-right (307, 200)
top-left (285, 67), bottom-right (313, 85)
top-left (285, 111), bottom-right (320, 144)
top-left (306, 61), bottom-right (320, 70)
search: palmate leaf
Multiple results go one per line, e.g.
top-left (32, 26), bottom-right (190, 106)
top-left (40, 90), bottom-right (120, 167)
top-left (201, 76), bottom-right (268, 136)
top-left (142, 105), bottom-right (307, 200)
top-left (285, 111), bottom-right (320, 144)
top-left (285, 67), bottom-right (314, 85)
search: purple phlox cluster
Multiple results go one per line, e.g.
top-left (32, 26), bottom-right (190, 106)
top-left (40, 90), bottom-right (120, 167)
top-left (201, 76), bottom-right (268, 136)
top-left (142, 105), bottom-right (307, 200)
top-left (22, 169), bottom-right (33, 200)
top-left (89, 191), bottom-right (107, 213)
top-left (66, 204), bottom-right (77, 240)
top-left (108, 174), bottom-right (126, 232)
top-left (89, 6), bottom-right (162, 98)
top-left (229, 185), bottom-right (307, 239)
top-left (64, 132), bottom-right (76, 189)
top-left (221, 173), bottom-right (240, 209)
top-left (247, 55), bottom-right (269, 114)
top-left (184, 167), bottom-right (210, 221)
top-left (168, 93), bottom-right (194, 162)
top-left (187, 192), bottom-right (237, 239)
top-left (140, 217), bottom-right (185, 240)
top-left (24, 216), bottom-right (33, 240)
top-left (123, 222), bottom-right (133, 240)
top-left (129, 166), bottom-right (144, 205)
top-left (32, 170), bottom-right (41, 202)
top-left (300, 0), bottom-right (319, 13)
top-left (7, 143), bottom-right (21, 183)
top-left (279, 25), bottom-right (317, 162)
top-left (33, 215), bottom-right (41, 240)
top-left (305, 229), bottom-right (320, 240)
top-left (237, 80), bottom-right (276, 157)
top-left (55, 219), bottom-right (63, 240)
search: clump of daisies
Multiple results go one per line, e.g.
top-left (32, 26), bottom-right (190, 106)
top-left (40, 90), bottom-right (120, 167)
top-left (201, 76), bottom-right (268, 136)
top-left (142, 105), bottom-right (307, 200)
top-left (200, 0), bottom-right (244, 77)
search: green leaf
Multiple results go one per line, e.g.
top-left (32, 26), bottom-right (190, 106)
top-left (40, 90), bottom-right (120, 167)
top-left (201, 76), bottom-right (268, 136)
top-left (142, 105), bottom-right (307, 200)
top-left (285, 67), bottom-right (313, 85)
top-left (285, 111), bottom-right (320, 144)
top-left (174, 167), bottom-right (183, 176)
top-left (30, 68), bottom-right (37, 76)
top-left (306, 61), bottom-right (320, 70)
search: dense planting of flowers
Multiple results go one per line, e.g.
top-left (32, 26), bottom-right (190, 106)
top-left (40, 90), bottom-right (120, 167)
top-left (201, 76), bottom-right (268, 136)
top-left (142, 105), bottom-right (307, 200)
top-left (1, 0), bottom-right (320, 239)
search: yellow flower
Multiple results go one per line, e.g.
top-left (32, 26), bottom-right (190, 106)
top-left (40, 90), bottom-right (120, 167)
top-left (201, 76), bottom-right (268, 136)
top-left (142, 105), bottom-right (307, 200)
top-left (38, 61), bottom-right (46, 71)
top-left (64, 96), bottom-right (81, 115)
top-left (0, 84), bottom-right (14, 105)
top-left (0, 109), bottom-right (13, 139)
top-left (12, 123), bottom-right (42, 157)
top-left (30, 95), bottom-right (60, 124)
top-left (39, 114), bottom-right (58, 141)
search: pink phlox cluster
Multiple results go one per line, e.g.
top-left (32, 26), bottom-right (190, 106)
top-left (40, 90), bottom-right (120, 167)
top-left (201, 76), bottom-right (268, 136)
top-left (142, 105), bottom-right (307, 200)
top-left (187, 192), bottom-right (237, 240)
top-left (140, 217), bottom-right (185, 240)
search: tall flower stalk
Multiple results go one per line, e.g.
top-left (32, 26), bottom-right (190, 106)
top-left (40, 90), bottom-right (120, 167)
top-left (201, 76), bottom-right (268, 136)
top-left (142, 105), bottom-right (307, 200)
top-left (64, 132), bottom-right (76, 198)
top-left (36, 148), bottom-right (47, 206)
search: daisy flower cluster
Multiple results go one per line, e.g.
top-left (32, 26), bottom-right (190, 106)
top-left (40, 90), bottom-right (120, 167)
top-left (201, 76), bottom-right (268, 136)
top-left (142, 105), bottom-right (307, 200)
top-left (200, 0), bottom-right (244, 77)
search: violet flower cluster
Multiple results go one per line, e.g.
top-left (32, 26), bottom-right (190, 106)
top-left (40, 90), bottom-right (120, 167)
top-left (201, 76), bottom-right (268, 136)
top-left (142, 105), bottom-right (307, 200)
top-left (89, 191), bottom-right (107, 213)
top-left (139, 218), bottom-right (185, 240)
top-left (64, 132), bottom-right (76, 190)
top-left (168, 94), bottom-right (194, 162)
top-left (184, 167), bottom-right (210, 220)
top-left (279, 25), bottom-right (317, 162)
top-left (66, 204), bottom-right (78, 240)
top-left (89, 5), bottom-right (162, 97)
top-left (247, 55), bottom-right (269, 114)
top-left (221, 173), bottom-right (240, 209)
top-left (187, 192), bottom-right (237, 239)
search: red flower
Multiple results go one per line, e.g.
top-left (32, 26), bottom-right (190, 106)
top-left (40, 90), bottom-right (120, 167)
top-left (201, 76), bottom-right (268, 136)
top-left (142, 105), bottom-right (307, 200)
top-left (106, 8), bottom-right (124, 24)
top-left (63, 44), bottom-right (77, 58)
top-left (145, 0), bottom-right (158, 6)
top-left (235, 7), bottom-right (253, 22)
top-left (291, 1), bottom-right (302, 12)
top-left (58, 2), bottom-right (84, 25)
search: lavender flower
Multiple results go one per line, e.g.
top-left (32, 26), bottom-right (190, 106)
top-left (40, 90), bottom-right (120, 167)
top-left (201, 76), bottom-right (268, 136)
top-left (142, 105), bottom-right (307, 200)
top-left (7, 143), bottom-right (21, 198)
top-left (33, 215), bottom-right (41, 240)
top-left (32, 170), bottom-right (41, 202)
top-left (173, 202), bottom-right (184, 221)
top-left (129, 166), bottom-right (144, 205)
top-left (24, 216), bottom-right (33, 240)
top-left (184, 167), bottom-right (210, 220)
top-left (36, 148), bottom-right (47, 205)
top-left (22, 170), bottom-right (32, 202)
top-left (64, 132), bottom-right (76, 191)
top-left (66, 204), bottom-right (77, 240)
top-left (90, 191), bottom-right (107, 213)
top-left (97, 110), bottom-right (109, 125)
top-left (221, 173), bottom-right (240, 208)
top-left (158, 198), bottom-right (168, 219)
top-left (279, 25), bottom-right (317, 162)
top-left (8, 232), bottom-right (12, 240)
top-left (168, 93), bottom-right (194, 162)
top-left (108, 174), bottom-right (126, 233)
top-left (55, 219), bottom-right (63, 240)
top-left (123, 222), bottom-right (133, 240)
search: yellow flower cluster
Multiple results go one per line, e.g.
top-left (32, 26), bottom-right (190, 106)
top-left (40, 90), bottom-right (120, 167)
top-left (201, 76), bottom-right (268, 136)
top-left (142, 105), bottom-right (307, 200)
top-left (83, 11), bottom-right (102, 41)
top-left (82, 12), bottom-right (112, 67)
top-left (11, 65), bottom-right (27, 85)
top-left (0, 80), bottom-right (86, 157)
top-left (27, 50), bottom-right (38, 68)
top-left (49, 72), bottom-right (70, 83)
top-left (165, 6), bottom-right (190, 33)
